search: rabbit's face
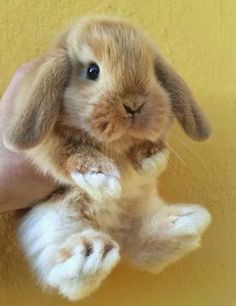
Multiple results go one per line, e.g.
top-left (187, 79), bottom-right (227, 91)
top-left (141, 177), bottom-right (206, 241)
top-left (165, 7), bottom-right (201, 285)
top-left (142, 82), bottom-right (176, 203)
top-left (4, 16), bottom-right (210, 152)
top-left (63, 19), bottom-right (171, 143)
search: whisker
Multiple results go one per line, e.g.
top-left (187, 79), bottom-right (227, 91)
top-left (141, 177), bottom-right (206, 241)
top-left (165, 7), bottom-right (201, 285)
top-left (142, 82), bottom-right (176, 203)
top-left (166, 143), bottom-right (188, 168)
top-left (104, 143), bottom-right (110, 167)
top-left (115, 142), bottom-right (124, 168)
top-left (164, 155), bottom-right (181, 173)
top-left (164, 154), bottom-right (197, 187)
top-left (174, 135), bottom-right (206, 166)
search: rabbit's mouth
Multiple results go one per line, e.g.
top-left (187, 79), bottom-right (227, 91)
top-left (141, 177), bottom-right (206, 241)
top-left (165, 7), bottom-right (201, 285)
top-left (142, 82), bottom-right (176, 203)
top-left (89, 111), bottom-right (170, 144)
top-left (89, 92), bottom-right (171, 144)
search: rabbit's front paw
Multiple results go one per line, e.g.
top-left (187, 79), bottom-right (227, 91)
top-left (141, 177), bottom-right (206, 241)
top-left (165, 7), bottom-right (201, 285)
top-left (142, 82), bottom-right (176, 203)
top-left (71, 168), bottom-right (121, 200)
top-left (129, 140), bottom-right (169, 175)
top-left (140, 149), bottom-right (169, 175)
top-left (47, 230), bottom-right (120, 301)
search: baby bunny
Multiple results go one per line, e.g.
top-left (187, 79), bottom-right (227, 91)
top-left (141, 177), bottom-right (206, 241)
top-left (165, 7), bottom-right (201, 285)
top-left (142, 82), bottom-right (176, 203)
top-left (4, 16), bottom-right (211, 301)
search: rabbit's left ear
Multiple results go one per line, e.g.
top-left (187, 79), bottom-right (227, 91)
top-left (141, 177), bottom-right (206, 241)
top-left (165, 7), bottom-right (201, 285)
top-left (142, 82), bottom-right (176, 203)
top-left (155, 56), bottom-right (211, 141)
top-left (4, 49), bottom-right (71, 151)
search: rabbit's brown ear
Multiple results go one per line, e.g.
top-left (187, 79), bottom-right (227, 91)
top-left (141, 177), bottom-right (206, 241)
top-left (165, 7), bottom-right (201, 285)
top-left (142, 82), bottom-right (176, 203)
top-left (155, 57), bottom-right (211, 141)
top-left (4, 49), bottom-right (71, 151)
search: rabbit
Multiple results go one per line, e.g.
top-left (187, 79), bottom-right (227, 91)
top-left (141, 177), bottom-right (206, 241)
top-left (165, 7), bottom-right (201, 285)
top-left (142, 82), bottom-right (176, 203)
top-left (3, 16), bottom-right (212, 301)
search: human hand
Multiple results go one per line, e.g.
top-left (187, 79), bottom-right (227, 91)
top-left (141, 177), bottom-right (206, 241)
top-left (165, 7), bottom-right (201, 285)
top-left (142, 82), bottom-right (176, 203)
top-left (0, 64), bottom-right (56, 212)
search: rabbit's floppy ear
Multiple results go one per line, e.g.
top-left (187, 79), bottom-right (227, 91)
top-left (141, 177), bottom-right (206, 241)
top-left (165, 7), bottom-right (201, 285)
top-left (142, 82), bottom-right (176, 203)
top-left (4, 49), bottom-right (71, 151)
top-left (155, 56), bottom-right (211, 141)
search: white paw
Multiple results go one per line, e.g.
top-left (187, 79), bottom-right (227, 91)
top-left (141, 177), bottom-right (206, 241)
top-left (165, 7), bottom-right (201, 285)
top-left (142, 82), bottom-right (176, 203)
top-left (46, 230), bottom-right (120, 301)
top-left (136, 204), bottom-right (211, 274)
top-left (168, 204), bottom-right (212, 237)
top-left (71, 170), bottom-right (122, 201)
top-left (141, 149), bottom-right (169, 174)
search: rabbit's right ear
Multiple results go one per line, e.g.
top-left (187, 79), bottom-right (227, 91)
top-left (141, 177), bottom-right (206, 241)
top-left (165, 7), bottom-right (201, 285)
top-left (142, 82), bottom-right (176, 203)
top-left (4, 49), bottom-right (71, 151)
top-left (155, 56), bottom-right (211, 141)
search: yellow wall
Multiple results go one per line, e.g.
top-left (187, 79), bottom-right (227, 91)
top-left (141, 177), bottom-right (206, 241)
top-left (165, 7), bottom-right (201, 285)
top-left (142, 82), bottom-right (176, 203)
top-left (0, 1), bottom-right (235, 305)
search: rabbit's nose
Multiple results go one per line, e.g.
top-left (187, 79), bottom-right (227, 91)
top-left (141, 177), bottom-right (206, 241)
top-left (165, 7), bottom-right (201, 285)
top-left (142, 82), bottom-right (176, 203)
top-left (123, 103), bottom-right (144, 116)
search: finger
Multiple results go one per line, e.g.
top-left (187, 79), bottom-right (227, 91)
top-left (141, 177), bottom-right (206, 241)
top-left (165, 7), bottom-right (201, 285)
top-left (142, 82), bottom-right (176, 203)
top-left (1, 63), bottom-right (33, 103)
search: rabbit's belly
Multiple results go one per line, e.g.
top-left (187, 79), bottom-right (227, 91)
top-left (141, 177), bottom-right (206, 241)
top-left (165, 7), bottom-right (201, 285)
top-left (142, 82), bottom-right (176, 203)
top-left (121, 165), bottom-right (157, 200)
top-left (62, 168), bottom-right (158, 240)
top-left (90, 180), bottom-right (157, 236)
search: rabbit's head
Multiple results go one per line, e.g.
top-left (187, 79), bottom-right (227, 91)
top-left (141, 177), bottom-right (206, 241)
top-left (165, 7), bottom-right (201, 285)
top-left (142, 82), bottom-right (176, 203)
top-left (4, 16), bottom-right (211, 151)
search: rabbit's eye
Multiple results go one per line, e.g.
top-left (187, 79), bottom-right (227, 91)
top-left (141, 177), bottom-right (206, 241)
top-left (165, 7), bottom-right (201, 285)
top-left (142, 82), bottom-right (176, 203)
top-left (86, 63), bottom-right (100, 81)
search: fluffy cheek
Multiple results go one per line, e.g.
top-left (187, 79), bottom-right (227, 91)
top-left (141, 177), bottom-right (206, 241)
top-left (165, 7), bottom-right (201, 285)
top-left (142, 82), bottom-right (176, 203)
top-left (89, 100), bottom-right (130, 142)
top-left (62, 84), bottom-right (97, 132)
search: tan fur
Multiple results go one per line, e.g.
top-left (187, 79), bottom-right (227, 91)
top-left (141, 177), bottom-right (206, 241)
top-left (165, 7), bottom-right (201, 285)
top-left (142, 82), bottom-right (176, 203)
top-left (3, 16), bottom-right (211, 301)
